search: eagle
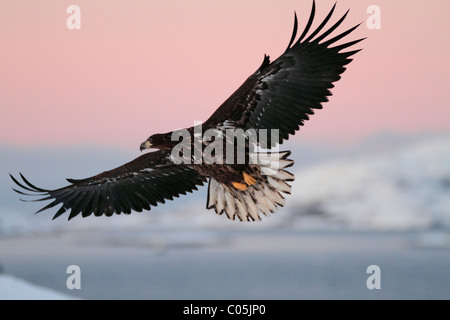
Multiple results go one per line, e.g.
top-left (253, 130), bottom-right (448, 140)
top-left (10, 1), bottom-right (364, 222)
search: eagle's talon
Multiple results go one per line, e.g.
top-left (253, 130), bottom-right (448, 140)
top-left (243, 172), bottom-right (256, 186)
top-left (232, 181), bottom-right (249, 191)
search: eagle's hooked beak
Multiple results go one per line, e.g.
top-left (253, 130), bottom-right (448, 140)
top-left (140, 140), bottom-right (152, 152)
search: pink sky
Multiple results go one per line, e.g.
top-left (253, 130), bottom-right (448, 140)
top-left (1, 0), bottom-right (449, 150)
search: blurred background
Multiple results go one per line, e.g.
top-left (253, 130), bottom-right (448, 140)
top-left (1, 0), bottom-right (449, 299)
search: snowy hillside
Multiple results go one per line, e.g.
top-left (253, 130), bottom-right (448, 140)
top-left (285, 134), bottom-right (450, 231)
top-left (1, 133), bottom-right (449, 234)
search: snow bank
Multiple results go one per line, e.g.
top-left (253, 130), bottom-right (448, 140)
top-left (0, 274), bottom-right (77, 300)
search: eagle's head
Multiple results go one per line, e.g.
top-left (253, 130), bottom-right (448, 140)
top-left (140, 132), bottom-right (175, 151)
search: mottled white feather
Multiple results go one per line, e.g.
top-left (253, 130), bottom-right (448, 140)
top-left (267, 176), bottom-right (292, 194)
top-left (206, 151), bottom-right (294, 221)
top-left (224, 188), bottom-right (236, 219)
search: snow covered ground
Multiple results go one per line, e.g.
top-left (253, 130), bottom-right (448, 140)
top-left (0, 274), bottom-right (76, 300)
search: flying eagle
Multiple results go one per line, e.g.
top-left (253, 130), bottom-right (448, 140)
top-left (11, 1), bottom-right (364, 222)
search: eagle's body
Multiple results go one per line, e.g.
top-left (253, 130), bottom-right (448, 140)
top-left (11, 1), bottom-right (364, 222)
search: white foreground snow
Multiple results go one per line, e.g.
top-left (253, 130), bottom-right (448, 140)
top-left (0, 274), bottom-right (77, 300)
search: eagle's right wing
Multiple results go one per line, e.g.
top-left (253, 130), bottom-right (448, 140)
top-left (203, 1), bottom-right (364, 147)
top-left (10, 150), bottom-right (206, 220)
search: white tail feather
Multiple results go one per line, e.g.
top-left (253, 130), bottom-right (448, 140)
top-left (206, 151), bottom-right (294, 221)
top-left (267, 176), bottom-right (291, 194)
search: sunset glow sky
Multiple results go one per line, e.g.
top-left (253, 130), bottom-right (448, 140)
top-left (1, 0), bottom-right (449, 150)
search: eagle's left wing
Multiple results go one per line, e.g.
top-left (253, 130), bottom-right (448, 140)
top-left (203, 1), bottom-right (364, 147)
top-left (10, 150), bottom-right (206, 220)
